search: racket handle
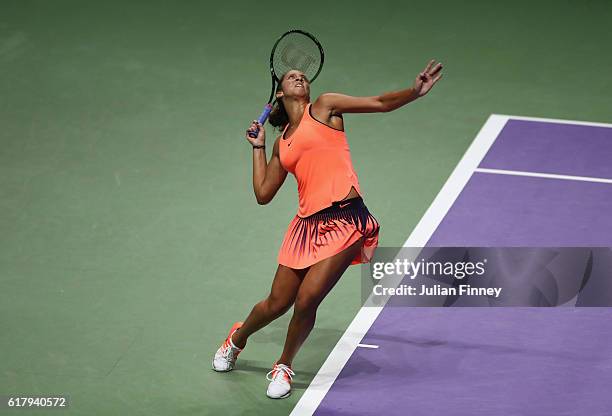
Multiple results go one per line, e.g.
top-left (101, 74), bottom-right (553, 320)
top-left (248, 104), bottom-right (273, 138)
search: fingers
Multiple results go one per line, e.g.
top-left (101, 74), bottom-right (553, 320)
top-left (429, 62), bottom-right (443, 75)
top-left (424, 59), bottom-right (434, 73)
top-left (424, 59), bottom-right (443, 76)
top-left (246, 120), bottom-right (263, 134)
top-left (246, 120), bottom-right (266, 144)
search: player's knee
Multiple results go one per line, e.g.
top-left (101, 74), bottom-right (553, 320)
top-left (265, 295), bottom-right (293, 318)
top-left (294, 293), bottom-right (319, 317)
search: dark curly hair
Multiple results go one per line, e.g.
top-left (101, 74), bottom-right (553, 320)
top-left (268, 73), bottom-right (290, 131)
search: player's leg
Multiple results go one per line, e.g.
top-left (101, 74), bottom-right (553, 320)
top-left (213, 264), bottom-right (306, 372)
top-left (278, 237), bottom-right (363, 365)
top-left (232, 264), bottom-right (307, 348)
top-left (266, 237), bottom-right (364, 398)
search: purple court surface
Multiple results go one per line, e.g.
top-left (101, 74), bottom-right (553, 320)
top-left (292, 115), bottom-right (612, 416)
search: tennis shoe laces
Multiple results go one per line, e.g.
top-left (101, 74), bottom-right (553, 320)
top-left (266, 363), bottom-right (295, 399)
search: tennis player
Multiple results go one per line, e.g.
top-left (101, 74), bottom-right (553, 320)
top-left (213, 60), bottom-right (443, 399)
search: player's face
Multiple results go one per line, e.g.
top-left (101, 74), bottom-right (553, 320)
top-left (280, 70), bottom-right (310, 98)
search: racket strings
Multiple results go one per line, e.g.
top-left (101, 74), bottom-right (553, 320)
top-left (272, 33), bottom-right (322, 81)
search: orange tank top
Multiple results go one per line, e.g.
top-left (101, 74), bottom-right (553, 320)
top-left (279, 103), bottom-right (362, 217)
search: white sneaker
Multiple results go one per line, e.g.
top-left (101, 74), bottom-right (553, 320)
top-left (266, 363), bottom-right (295, 399)
top-left (212, 322), bottom-right (243, 372)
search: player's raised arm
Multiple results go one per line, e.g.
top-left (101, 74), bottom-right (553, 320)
top-left (314, 59), bottom-right (443, 114)
top-left (246, 121), bottom-right (287, 205)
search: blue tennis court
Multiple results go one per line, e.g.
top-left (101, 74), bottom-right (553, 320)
top-left (291, 115), bottom-right (612, 416)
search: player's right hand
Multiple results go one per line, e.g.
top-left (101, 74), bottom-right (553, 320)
top-left (246, 120), bottom-right (265, 147)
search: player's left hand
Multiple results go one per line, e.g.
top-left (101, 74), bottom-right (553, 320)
top-left (414, 60), bottom-right (443, 97)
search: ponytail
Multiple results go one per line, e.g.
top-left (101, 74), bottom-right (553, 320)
top-left (268, 98), bottom-right (289, 131)
top-left (268, 72), bottom-right (289, 131)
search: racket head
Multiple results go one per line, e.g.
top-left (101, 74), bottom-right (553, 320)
top-left (270, 29), bottom-right (324, 86)
top-left (249, 29), bottom-right (323, 137)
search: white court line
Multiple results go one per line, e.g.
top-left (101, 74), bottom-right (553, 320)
top-left (356, 344), bottom-right (379, 349)
top-left (475, 168), bottom-right (612, 185)
top-left (290, 114), bottom-right (509, 416)
top-left (493, 113), bottom-right (612, 129)
top-left (290, 113), bottom-right (612, 416)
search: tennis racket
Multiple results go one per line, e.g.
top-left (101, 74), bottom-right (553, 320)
top-left (248, 29), bottom-right (324, 138)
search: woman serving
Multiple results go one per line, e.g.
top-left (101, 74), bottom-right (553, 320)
top-left (213, 60), bottom-right (443, 399)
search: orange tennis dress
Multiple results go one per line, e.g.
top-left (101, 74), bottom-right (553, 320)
top-left (277, 103), bottom-right (380, 269)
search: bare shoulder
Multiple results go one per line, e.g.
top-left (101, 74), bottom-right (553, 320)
top-left (313, 92), bottom-right (338, 110)
top-left (312, 93), bottom-right (339, 118)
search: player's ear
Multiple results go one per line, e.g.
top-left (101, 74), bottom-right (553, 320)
top-left (276, 91), bottom-right (284, 99)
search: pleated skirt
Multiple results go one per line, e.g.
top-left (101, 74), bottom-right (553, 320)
top-left (277, 197), bottom-right (380, 270)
